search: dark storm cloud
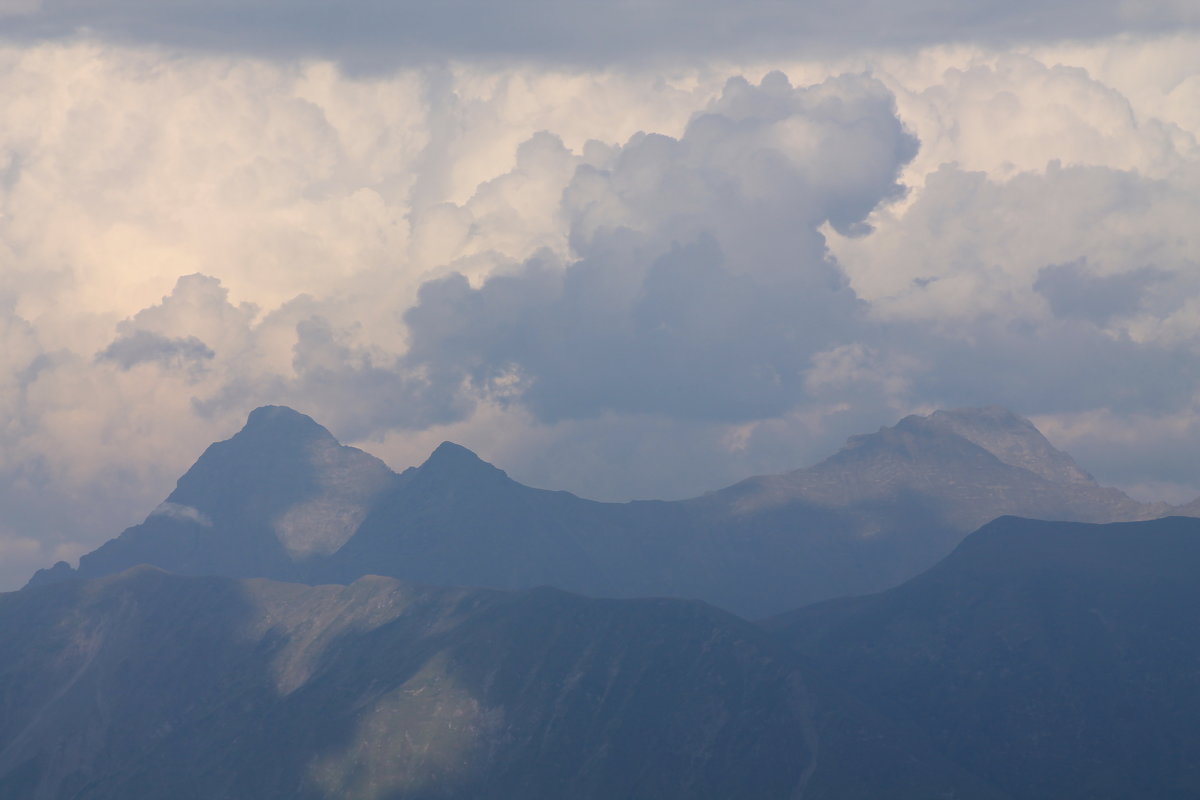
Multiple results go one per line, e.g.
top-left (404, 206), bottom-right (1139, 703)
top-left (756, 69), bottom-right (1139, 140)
top-left (3, 0), bottom-right (1196, 67)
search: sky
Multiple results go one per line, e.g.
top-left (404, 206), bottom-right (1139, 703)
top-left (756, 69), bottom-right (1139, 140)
top-left (1, 0), bottom-right (1200, 588)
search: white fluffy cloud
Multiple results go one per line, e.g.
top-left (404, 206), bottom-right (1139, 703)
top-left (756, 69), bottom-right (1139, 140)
top-left (401, 72), bottom-right (914, 425)
top-left (2, 31), bottom-right (1200, 589)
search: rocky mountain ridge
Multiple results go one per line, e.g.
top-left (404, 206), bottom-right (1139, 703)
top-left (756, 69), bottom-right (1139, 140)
top-left (28, 405), bottom-right (1192, 616)
top-left (0, 566), bottom-right (1002, 799)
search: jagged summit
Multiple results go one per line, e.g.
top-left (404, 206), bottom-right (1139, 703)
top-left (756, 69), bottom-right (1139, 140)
top-left (714, 405), bottom-right (1157, 560)
top-left (923, 406), bottom-right (1095, 485)
top-left (416, 440), bottom-right (509, 481)
top-left (423, 440), bottom-right (486, 466)
top-left (830, 406), bottom-right (1093, 485)
top-left (168, 406), bottom-right (347, 512)
top-left (26, 405), bottom-right (396, 588)
top-left (237, 405), bottom-right (334, 443)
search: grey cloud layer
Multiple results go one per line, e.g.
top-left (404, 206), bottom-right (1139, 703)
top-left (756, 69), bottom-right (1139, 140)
top-left (1034, 261), bottom-right (1170, 326)
top-left (3, 0), bottom-right (1198, 65)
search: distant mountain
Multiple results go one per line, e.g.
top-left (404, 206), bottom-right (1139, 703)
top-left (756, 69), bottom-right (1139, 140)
top-left (55, 406), bottom-right (395, 583)
top-left (1173, 495), bottom-right (1200, 517)
top-left (28, 405), bottom-right (1186, 616)
top-left (0, 569), bottom-right (1002, 799)
top-left (688, 406), bottom-right (1169, 607)
top-left (712, 406), bottom-right (1157, 527)
top-left (926, 407), bottom-right (1095, 484)
top-left (768, 515), bottom-right (1200, 799)
top-left (319, 441), bottom-right (683, 596)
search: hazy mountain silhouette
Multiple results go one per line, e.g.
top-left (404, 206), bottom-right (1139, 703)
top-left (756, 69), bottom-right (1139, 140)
top-left (769, 515), bottom-right (1200, 799)
top-left (686, 406), bottom-right (1169, 609)
top-left (46, 406), bottom-right (395, 583)
top-left (28, 405), bottom-right (1186, 616)
top-left (0, 568), bottom-right (1003, 799)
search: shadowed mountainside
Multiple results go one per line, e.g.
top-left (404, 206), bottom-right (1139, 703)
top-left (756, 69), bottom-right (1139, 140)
top-left (28, 405), bottom-right (1188, 616)
top-left (0, 568), bottom-right (1003, 800)
top-left (767, 515), bottom-right (1200, 800)
top-left (56, 406), bottom-right (395, 583)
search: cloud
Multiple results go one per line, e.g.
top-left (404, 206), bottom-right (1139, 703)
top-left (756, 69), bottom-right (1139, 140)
top-left (876, 50), bottom-right (1198, 186)
top-left (831, 162), bottom-right (1200, 329)
top-left (1034, 260), bottom-right (1169, 326)
top-left (402, 72), bottom-right (914, 425)
top-left (0, 0), bottom-right (39, 18)
top-left (384, 53), bottom-right (1200, 505)
top-left (1033, 407), bottom-right (1200, 503)
top-left (1, 1), bottom-right (1198, 67)
top-left (149, 501), bottom-right (213, 527)
top-left (98, 330), bottom-right (215, 371)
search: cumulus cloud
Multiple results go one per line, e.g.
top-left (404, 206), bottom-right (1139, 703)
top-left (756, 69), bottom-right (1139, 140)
top-left (402, 72), bottom-right (915, 425)
top-left (831, 162), bottom-right (1200, 326)
top-left (877, 51), bottom-right (1198, 185)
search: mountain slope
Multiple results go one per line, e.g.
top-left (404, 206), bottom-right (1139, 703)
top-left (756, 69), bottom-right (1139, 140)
top-left (714, 407), bottom-right (1157, 527)
top-left (34, 407), bottom-right (395, 584)
top-left (768, 515), bottom-right (1200, 800)
top-left (320, 441), bottom-right (695, 599)
top-left (684, 407), bottom-right (1167, 607)
top-left (0, 569), bottom-right (1003, 799)
top-left (28, 406), bottom-right (1182, 616)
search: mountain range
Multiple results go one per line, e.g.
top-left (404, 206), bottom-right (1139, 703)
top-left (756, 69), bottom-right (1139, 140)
top-left (7, 513), bottom-right (1200, 796)
top-left (29, 404), bottom-right (1188, 616)
top-left (1, 565), bottom-right (1001, 799)
top-left (7, 405), bottom-right (1200, 797)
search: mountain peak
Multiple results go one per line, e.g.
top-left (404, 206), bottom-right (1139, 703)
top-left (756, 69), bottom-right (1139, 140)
top-left (239, 405), bottom-right (334, 442)
top-left (924, 406), bottom-right (1039, 439)
top-left (924, 406), bottom-right (1094, 485)
top-left (418, 441), bottom-right (507, 480)
top-left (154, 406), bottom-right (392, 556)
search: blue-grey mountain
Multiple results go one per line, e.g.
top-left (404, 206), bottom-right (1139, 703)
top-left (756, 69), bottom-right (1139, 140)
top-left (0, 567), bottom-right (1002, 799)
top-left (768, 515), bottom-right (1200, 799)
top-left (28, 405), bottom-right (1186, 616)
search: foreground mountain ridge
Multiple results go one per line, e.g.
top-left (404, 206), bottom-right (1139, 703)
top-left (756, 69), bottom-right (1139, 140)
top-left (8, 513), bottom-right (1200, 797)
top-left (28, 405), bottom-right (1189, 615)
top-left (768, 514), bottom-right (1200, 799)
top-left (0, 567), bottom-right (1003, 799)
